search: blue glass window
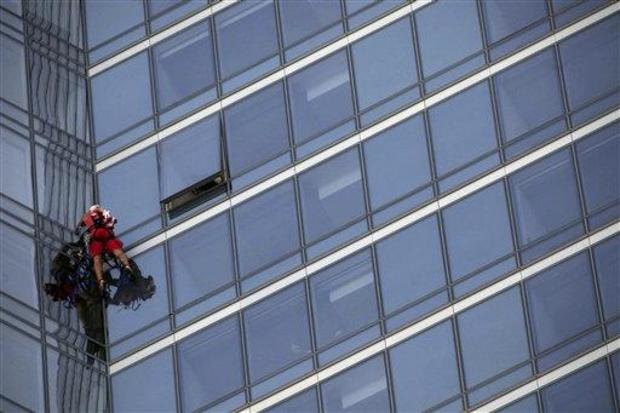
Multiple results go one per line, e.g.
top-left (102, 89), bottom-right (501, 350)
top-left (443, 183), bottom-right (515, 295)
top-left (153, 21), bottom-right (217, 124)
top-left (376, 215), bottom-right (446, 319)
top-left (91, 52), bottom-right (154, 156)
top-left (0, 128), bottom-right (32, 208)
top-left (495, 49), bottom-right (565, 158)
top-left (509, 149), bottom-right (583, 263)
top-left (159, 116), bottom-right (221, 200)
top-left (233, 181), bottom-right (300, 278)
top-left (85, 0), bottom-right (145, 62)
top-left (363, 115), bottom-right (432, 224)
top-left (482, 0), bottom-right (550, 60)
top-left (0, 34), bottom-right (27, 109)
top-left (346, 0), bottom-right (404, 30)
top-left (559, 15), bottom-right (620, 125)
top-left (0, 324), bottom-right (44, 412)
top-left (390, 321), bottom-right (461, 411)
top-left (279, 0), bottom-right (343, 61)
top-left (321, 355), bottom-right (389, 412)
top-left (244, 283), bottom-right (312, 383)
top-left (112, 349), bottom-right (177, 412)
top-left (351, 18), bottom-right (419, 125)
top-left (0, 223), bottom-right (37, 309)
top-left (458, 287), bottom-right (532, 405)
top-left (215, 0), bottom-right (279, 92)
top-left (552, 0), bottom-right (607, 28)
top-left (287, 51), bottom-right (354, 156)
top-left (169, 213), bottom-right (234, 310)
top-left (498, 394), bottom-right (539, 413)
top-left (148, 0), bottom-right (208, 31)
top-left (178, 317), bottom-right (245, 411)
top-left (429, 82), bottom-right (499, 192)
top-left (542, 361), bottom-right (614, 412)
top-left (526, 253), bottom-right (600, 370)
top-left (224, 83), bottom-right (289, 180)
top-left (98, 147), bottom-right (161, 234)
top-left (267, 388), bottom-right (319, 413)
top-left (415, 0), bottom-right (484, 90)
top-left (576, 123), bottom-right (620, 229)
top-left (592, 236), bottom-right (620, 334)
top-left (309, 250), bottom-right (378, 349)
top-left (298, 149), bottom-right (366, 247)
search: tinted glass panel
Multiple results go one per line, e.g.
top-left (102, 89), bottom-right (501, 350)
top-left (0, 223), bottom-right (37, 308)
top-left (112, 349), bottom-right (176, 412)
top-left (85, 0), bottom-right (145, 59)
top-left (159, 116), bottom-right (221, 199)
top-left (458, 287), bottom-right (531, 403)
top-left (576, 123), bottom-right (620, 229)
top-left (91, 52), bottom-right (153, 144)
top-left (224, 83), bottom-right (289, 177)
top-left (169, 213), bottom-right (234, 309)
top-left (268, 388), bottom-right (319, 413)
top-left (498, 394), bottom-right (539, 413)
top-left (178, 317), bottom-right (244, 411)
top-left (299, 149), bottom-right (366, 244)
top-left (234, 181), bottom-right (299, 277)
top-left (0, 34), bottom-right (27, 108)
top-left (592, 236), bottom-right (620, 328)
top-left (429, 82), bottom-right (498, 190)
top-left (376, 215), bottom-right (446, 314)
top-left (0, 128), bottom-right (32, 207)
top-left (321, 355), bottom-right (389, 412)
top-left (99, 147), bottom-right (160, 232)
top-left (542, 361), bottom-right (614, 412)
top-left (390, 321), bottom-right (461, 411)
top-left (310, 250), bottom-right (378, 348)
top-left (288, 51), bottom-right (354, 147)
top-left (153, 21), bottom-right (216, 112)
top-left (559, 15), bottom-right (620, 123)
top-left (495, 49), bottom-right (565, 157)
top-left (509, 149), bottom-right (583, 262)
top-left (244, 283), bottom-right (311, 382)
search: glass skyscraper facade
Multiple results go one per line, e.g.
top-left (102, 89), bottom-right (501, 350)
top-left (1, 0), bottom-right (619, 412)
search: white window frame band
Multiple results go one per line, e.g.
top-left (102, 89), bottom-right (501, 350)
top-left (108, 107), bottom-right (620, 374)
top-left (101, 3), bottom-right (620, 263)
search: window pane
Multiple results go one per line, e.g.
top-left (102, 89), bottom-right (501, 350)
top-left (416, 0), bottom-right (483, 87)
top-left (592, 236), bottom-right (620, 331)
top-left (576, 122), bottom-right (620, 229)
top-left (495, 49), bottom-right (565, 158)
top-left (91, 52), bottom-right (153, 145)
top-left (0, 34), bottom-right (28, 108)
top-left (390, 321), bottom-right (461, 411)
top-left (351, 18), bottom-right (419, 124)
top-left (526, 253), bottom-right (600, 368)
top-left (299, 149), bottom-right (366, 244)
top-left (112, 349), bottom-right (176, 412)
top-left (482, 0), bottom-right (550, 59)
top-left (153, 21), bottom-right (216, 114)
top-left (244, 283), bottom-right (312, 382)
top-left (509, 149), bottom-right (583, 262)
top-left (85, 0), bottom-right (145, 51)
top-left (99, 147), bottom-right (161, 232)
top-left (321, 355), bottom-right (389, 412)
top-left (346, 0), bottom-right (403, 29)
top-left (169, 213), bottom-right (234, 309)
top-left (498, 394), bottom-right (539, 413)
top-left (0, 223), bottom-right (37, 309)
top-left (458, 287), bottom-right (531, 404)
top-left (267, 388), bottom-right (319, 413)
top-left (0, 127), bottom-right (33, 207)
top-left (443, 183), bottom-right (515, 294)
top-left (376, 215), bottom-right (446, 315)
top-left (429, 82), bottom-right (499, 191)
top-left (224, 82), bottom-right (289, 177)
top-left (215, 0), bottom-right (279, 90)
top-left (279, 0), bottom-right (343, 60)
top-left (559, 15), bottom-right (620, 125)
top-left (288, 51), bottom-right (354, 149)
top-left (310, 250), bottom-right (378, 348)
top-left (542, 361), bottom-right (614, 412)
top-left (0, 324), bottom-right (44, 412)
top-left (159, 115), bottom-right (221, 199)
top-left (552, 0), bottom-right (607, 28)
top-left (178, 317), bottom-right (245, 411)
top-left (234, 181), bottom-right (300, 277)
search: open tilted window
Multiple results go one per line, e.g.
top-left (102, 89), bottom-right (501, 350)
top-left (159, 116), bottom-right (228, 219)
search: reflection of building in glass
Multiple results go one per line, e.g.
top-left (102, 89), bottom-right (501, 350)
top-left (1, 1), bottom-right (619, 412)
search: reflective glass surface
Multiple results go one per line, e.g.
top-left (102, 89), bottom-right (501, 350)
top-left (592, 236), bottom-right (620, 332)
top-left (0, 222), bottom-right (38, 309)
top-left (0, 34), bottom-right (28, 108)
top-left (0, 127), bottom-right (32, 207)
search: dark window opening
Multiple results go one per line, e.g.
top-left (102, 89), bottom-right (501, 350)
top-left (162, 170), bottom-right (228, 220)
